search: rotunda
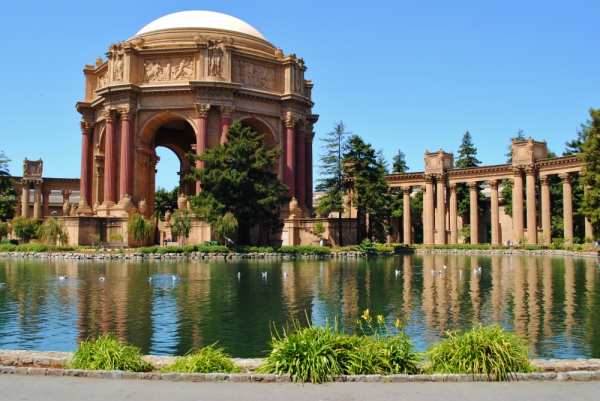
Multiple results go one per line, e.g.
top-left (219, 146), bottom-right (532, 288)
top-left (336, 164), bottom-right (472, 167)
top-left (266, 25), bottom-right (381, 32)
top-left (75, 11), bottom-right (317, 243)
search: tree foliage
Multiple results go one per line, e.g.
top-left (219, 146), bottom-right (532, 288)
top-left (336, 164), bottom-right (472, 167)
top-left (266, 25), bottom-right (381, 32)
top-left (578, 108), bottom-right (600, 237)
top-left (11, 216), bottom-right (39, 242)
top-left (343, 135), bottom-right (390, 243)
top-left (36, 217), bottom-right (69, 246)
top-left (0, 152), bottom-right (17, 221)
top-left (170, 209), bottom-right (192, 245)
top-left (154, 186), bottom-right (179, 218)
top-left (504, 129), bottom-right (526, 163)
top-left (455, 132), bottom-right (484, 218)
top-left (187, 121), bottom-right (287, 245)
top-left (315, 122), bottom-right (349, 218)
top-left (391, 149), bottom-right (409, 174)
top-left (128, 212), bottom-right (156, 242)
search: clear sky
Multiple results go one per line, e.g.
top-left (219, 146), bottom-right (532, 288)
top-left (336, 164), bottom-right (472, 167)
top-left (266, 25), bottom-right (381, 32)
top-left (1, 0), bottom-right (598, 190)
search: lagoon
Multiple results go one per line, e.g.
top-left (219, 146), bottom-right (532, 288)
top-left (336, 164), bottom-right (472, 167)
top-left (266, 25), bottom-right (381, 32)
top-left (0, 254), bottom-right (598, 358)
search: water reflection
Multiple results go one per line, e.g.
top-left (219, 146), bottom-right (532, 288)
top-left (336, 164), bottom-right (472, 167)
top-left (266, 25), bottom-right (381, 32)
top-left (0, 254), bottom-right (599, 358)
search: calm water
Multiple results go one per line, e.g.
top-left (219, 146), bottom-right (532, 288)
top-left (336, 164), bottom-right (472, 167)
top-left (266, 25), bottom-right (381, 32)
top-left (0, 255), bottom-right (599, 358)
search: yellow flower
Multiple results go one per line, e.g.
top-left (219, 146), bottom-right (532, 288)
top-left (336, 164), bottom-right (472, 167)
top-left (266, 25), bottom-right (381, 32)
top-left (394, 319), bottom-right (401, 329)
top-left (361, 309), bottom-right (370, 320)
top-left (377, 315), bottom-right (385, 325)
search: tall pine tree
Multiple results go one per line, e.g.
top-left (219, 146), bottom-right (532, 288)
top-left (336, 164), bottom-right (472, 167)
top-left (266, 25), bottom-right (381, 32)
top-left (0, 152), bottom-right (17, 221)
top-left (578, 108), bottom-right (600, 238)
top-left (391, 149), bottom-right (409, 174)
top-left (455, 132), bottom-right (484, 219)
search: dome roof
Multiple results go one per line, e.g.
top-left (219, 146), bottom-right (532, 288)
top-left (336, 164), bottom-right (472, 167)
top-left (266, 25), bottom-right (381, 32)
top-left (136, 11), bottom-right (267, 40)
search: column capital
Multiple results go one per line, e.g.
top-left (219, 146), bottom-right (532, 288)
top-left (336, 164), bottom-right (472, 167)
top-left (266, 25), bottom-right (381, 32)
top-left (102, 108), bottom-right (117, 122)
top-left (41, 189), bottom-right (51, 195)
top-left (559, 172), bottom-right (572, 182)
top-left (118, 107), bottom-right (137, 120)
top-left (219, 105), bottom-right (235, 118)
top-left (281, 113), bottom-right (297, 128)
top-left (402, 186), bottom-right (412, 195)
top-left (80, 121), bottom-right (95, 134)
top-left (467, 181), bottom-right (479, 190)
top-left (61, 189), bottom-right (72, 196)
top-left (194, 103), bottom-right (211, 118)
top-left (539, 175), bottom-right (550, 185)
top-left (511, 166), bottom-right (523, 176)
top-left (434, 172), bottom-right (446, 182)
top-left (523, 164), bottom-right (537, 175)
top-left (488, 179), bottom-right (498, 189)
top-left (424, 174), bottom-right (435, 184)
top-left (297, 118), bottom-right (307, 131)
top-left (305, 132), bottom-right (315, 142)
top-left (449, 183), bottom-right (457, 191)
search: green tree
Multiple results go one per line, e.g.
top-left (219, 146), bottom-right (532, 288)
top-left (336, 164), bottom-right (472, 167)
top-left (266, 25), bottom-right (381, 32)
top-left (376, 149), bottom-right (389, 175)
top-left (36, 217), bottom-right (69, 246)
top-left (0, 152), bottom-right (17, 221)
top-left (315, 122), bottom-right (350, 245)
top-left (505, 129), bottom-right (526, 163)
top-left (0, 221), bottom-right (9, 240)
top-left (170, 209), bottom-right (192, 245)
top-left (454, 132), bottom-right (485, 219)
top-left (578, 108), bottom-right (600, 237)
top-left (391, 149), bottom-right (409, 174)
top-left (154, 186), bottom-right (179, 218)
top-left (187, 121), bottom-right (288, 245)
top-left (343, 135), bottom-right (390, 243)
top-left (128, 212), bottom-right (156, 242)
top-left (11, 216), bottom-right (39, 242)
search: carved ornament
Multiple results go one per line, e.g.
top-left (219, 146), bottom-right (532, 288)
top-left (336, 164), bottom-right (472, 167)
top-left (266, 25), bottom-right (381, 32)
top-left (488, 180), bottom-right (498, 189)
top-left (102, 109), bottom-right (117, 122)
top-left (511, 166), bottom-right (523, 176)
top-left (424, 174), bottom-right (435, 184)
top-left (109, 42), bottom-right (125, 82)
top-left (97, 73), bottom-right (107, 89)
top-left (281, 113), bottom-right (297, 128)
top-left (402, 186), bottom-right (412, 195)
top-left (136, 148), bottom-right (159, 173)
top-left (232, 60), bottom-right (275, 90)
top-left (305, 132), bottom-right (315, 143)
top-left (208, 39), bottom-right (225, 77)
top-left (143, 57), bottom-right (194, 82)
top-left (539, 176), bottom-right (550, 186)
top-left (559, 172), bottom-right (572, 182)
top-left (194, 103), bottom-right (211, 118)
top-left (118, 107), bottom-right (137, 120)
top-left (220, 105), bottom-right (235, 118)
top-left (80, 121), bottom-right (95, 134)
top-left (467, 182), bottom-right (479, 190)
top-left (197, 90), bottom-right (233, 100)
top-left (297, 118), bottom-right (307, 132)
top-left (434, 173), bottom-right (446, 182)
top-left (523, 164), bottom-right (537, 175)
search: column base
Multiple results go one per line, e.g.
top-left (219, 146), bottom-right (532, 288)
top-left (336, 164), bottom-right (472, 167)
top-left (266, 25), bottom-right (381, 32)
top-left (95, 201), bottom-right (116, 217)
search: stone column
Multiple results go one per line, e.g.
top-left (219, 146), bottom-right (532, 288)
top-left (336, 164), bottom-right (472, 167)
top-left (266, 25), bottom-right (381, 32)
top-left (489, 180), bottom-right (500, 246)
top-left (402, 186), bottom-right (412, 244)
top-left (33, 182), bottom-right (42, 219)
top-left (21, 183), bottom-right (30, 218)
top-left (219, 105), bottom-right (235, 144)
top-left (468, 181), bottom-right (479, 244)
top-left (282, 114), bottom-right (297, 198)
top-left (295, 119), bottom-right (307, 208)
top-left (540, 176), bottom-right (551, 244)
top-left (525, 164), bottom-right (537, 245)
top-left (424, 174), bottom-right (435, 245)
top-left (584, 185), bottom-right (593, 240)
top-left (560, 173), bottom-right (573, 245)
top-left (305, 131), bottom-right (315, 211)
top-left (118, 107), bottom-right (136, 200)
top-left (449, 183), bottom-right (457, 244)
top-left (79, 122), bottom-right (94, 203)
top-left (194, 103), bottom-right (210, 195)
top-left (102, 109), bottom-right (117, 204)
top-left (435, 173), bottom-right (446, 244)
top-left (42, 189), bottom-right (51, 218)
top-left (512, 167), bottom-right (524, 241)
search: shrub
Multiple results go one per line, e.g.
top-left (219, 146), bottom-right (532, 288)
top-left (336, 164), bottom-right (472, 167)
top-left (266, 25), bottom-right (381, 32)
top-left (491, 245), bottom-right (511, 250)
top-left (1, 238), bottom-right (18, 245)
top-left (109, 233), bottom-right (124, 242)
top-left (157, 245), bottom-right (184, 254)
top-left (15, 243), bottom-right (48, 252)
top-left (550, 238), bottom-right (565, 250)
top-left (161, 344), bottom-right (242, 374)
top-left (138, 246), bottom-right (158, 254)
top-left (428, 244), bottom-right (490, 250)
top-left (37, 217), bottom-right (69, 246)
top-left (183, 245), bottom-right (195, 254)
top-left (354, 239), bottom-right (378, 254)
top-left (49, 246), bottom-right (76, 251)
top-left (522, 245), bottom-right (541, 251)
top-left (194, 245), bottom-right (229, 253)
top-left (68, 333), bottom-right (153, 372)
top-left (128, 212), bottom-right (156, 242)
top-left (0, 244), bottom-right (17, 252)
top-left (277, 245), bottom-right (331, 255)
top-left (233, 245), bottom-right (274, 253)
top-left (11, 216), bottom-right (39, 242)
top-left (426, 324), bottom-right (537, 380)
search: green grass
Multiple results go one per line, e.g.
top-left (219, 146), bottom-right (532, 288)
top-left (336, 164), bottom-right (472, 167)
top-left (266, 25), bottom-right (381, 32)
top-left (161, 345), bottom-right (242, 374)
top-left (426, 324), bottom-right (537, 380)
top-left (68, 333), bottom-right (153, 372)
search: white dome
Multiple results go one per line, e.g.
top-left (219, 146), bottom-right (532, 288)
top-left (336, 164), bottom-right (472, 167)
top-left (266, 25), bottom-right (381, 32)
top-left (136, 11), bottom-right (267, 40)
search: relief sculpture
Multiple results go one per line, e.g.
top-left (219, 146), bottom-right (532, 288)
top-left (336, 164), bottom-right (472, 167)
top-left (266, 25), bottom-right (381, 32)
top-left (143, 57), bottom-right (194, 82)
top-left (97, 73), bottom-right (107, 88)
top-left (232, 60), bottom-right (275, 90)
top-left (208, 40), bottom-right (224, 77)
top-left (110, 43), bottom-right (125, 82)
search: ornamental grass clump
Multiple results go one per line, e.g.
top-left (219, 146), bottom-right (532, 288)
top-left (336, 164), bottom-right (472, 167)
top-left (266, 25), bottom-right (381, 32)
top-left (426, 324), bottom-right (537, 380)
top-left (161, 344), bottom-right (242, 374)
top-left (68, 333), bottom-right (153, 372)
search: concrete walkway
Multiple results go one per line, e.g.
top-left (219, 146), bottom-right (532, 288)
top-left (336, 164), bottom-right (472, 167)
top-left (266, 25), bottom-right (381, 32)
top-left (1, 375), bottom-right (600, 401)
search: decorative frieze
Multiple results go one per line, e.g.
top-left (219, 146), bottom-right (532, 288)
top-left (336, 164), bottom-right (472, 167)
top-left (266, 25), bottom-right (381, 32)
top-left (232, 60), bottom-right (275, 90)
top-left (143, 57), bottom-right (194, 82)
top-left (197, 90), bottom-right (233, 100)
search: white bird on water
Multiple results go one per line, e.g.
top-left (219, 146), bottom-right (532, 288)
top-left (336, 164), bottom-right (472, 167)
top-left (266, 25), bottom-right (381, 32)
top-left (395, 269), bottom-right (401, 276)
top-left (438, 271), bottom-right (442, 276)
top-left (459, 270), bottom-right (463, 276)
top-left (172, 276), bottom-right (177, 281)
top-left (443, 265), bottom-right (447, 269)
top-left (262, 272), bottom-right (267, 278)
top-left (149, 277), bottom-right (153, 282)
top-left (431, 269), bottom-right (435, 276)
top-left (59, 276), bottom-right (68, 280)
top-left (237, 272), bottom-right (241, 278)
top-left (284, 272), bottom-right (288, 278)
top-left (99, 277), bottom-right (105, 281)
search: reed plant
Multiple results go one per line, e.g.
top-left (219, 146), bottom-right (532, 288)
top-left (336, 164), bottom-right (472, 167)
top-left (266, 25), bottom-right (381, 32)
top-left (426, 324), bottom-right (537, 380)
top-left (161, 344), bottom-right (242, 374)
top-left (68, 333), bottom-right (153, 372)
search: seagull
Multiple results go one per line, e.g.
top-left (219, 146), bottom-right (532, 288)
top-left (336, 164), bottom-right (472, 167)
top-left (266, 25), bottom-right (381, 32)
top-left (172, 276), bottom-right (177, 281)
top-left (438, 271), bottom-right (442, 275)
top-left (262, 272), bottom-right (267, 277)
top-left (59, 276), bottom-right (68, 280)
top-left (51, 211), bottom-right (57, 215)
top-left (237, 272), bottom-right (241, 278)
top-left (459, 270), bottom-right (463, 276)
top-left (395, 269), bottom-right (400, 276)
top-left (443, 265), bottom-right (447, 269)
top-left (431, 269), bottom-right (435, 275)
top-left (149, 277), bottom-right (153, 282)
top-left (478, 267), bottom-right (482, 273)
top-left (99, 277), bottom-right (105, 281)
top-left (224, 237), bottom-right (235, 245)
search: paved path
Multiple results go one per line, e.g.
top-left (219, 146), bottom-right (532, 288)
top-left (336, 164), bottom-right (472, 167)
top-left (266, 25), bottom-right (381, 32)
top-left (1, 375), bottom-right (600, 400)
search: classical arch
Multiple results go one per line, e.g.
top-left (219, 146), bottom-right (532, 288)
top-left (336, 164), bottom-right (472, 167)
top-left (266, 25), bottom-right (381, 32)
top-left (237, 115), bottom-right (278, 149)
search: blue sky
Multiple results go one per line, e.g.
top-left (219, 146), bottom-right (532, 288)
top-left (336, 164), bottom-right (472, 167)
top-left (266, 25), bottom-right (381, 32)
top-left (1, 0), bottom-right (598, 190)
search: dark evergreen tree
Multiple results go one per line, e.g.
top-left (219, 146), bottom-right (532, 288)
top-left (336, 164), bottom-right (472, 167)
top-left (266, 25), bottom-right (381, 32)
top-left (343, 135), bottom-right (390, 243)
top-left (501, 130), bottom-right (527, 217)
top-left (154, 185), bottom-right (179, 218)
top-left (391, 149), bottom-right (409, 174)
top-left (0, 152), bottom-right (17, 221)
top-left (454, 132), bottom-right (484, 218)
top-left (578, 108), bottom-right (600, 238)
top-left (187, 121), bottom-right (288, 245)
